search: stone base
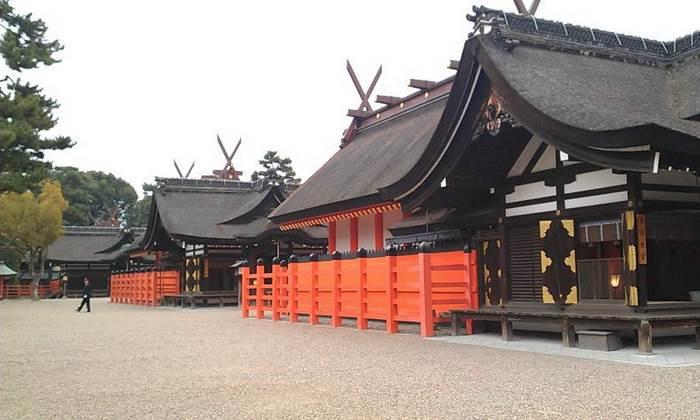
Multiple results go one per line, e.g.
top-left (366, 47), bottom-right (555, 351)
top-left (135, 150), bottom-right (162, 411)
top-left (577, 330), bottom-right (623, 351)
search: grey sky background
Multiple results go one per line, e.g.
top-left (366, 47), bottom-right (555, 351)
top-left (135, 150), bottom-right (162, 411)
top-left (12, 0), bottom-right (700, 196)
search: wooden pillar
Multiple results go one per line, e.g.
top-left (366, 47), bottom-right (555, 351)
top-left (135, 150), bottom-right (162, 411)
top-left (638, 320), bottom-right (653, 353)
top-left (561, 317), bottom-right (576, 347)
top-left (386, 247), bottom-right (398, 333)
top-left (240, 262), bottom-right (250, 317)
top-left (357, 248), bottom-right (368, 330)
top-left (271, 257), bottom-right (280, 321)
top-left (350, 217), bottom-right (359, 252)
top-left (288, 255), bottom-right (299, 322)
top-left (501, 316), bottom-right (514, 341)
top-left (331, 251), bottom-right (341, 327)
top-left (374, 213), bottom-right (384, 251)
top-left (418, 242), bottom-right (434, 337)
top-left (255, 258), bottom-right (264, 319)
top-left (328, 221), bottom-right (337, 253)
top-left (309, 254), bottom-right (319, 325)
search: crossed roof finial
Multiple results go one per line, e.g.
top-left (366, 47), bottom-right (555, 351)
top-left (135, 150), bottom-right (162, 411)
top-left (513, 0), bottom-right (541, 16)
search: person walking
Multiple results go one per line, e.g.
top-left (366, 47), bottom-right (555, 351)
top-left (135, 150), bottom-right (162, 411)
top-left (75, 278), bottom-right (92, 312)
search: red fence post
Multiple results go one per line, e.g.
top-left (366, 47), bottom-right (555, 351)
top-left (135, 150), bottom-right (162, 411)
top-left (151, 270), bottom-right (159, 306)
top-left (464, 247), bottom-right (475, 335)
top-left (309, 254), bottom-right (319, 325)
top-left (418, 243), bottom-right (434, 337)
top-left (331, 251), bottom-right (341, 327)
top-left (272, 257), bottom-right (280, 321)
top-left (256, 259), bottom-right (264, 319)
top-left (240, 262), bottom-right (250, 318)
top-left (357, 248), bottom-right (368, 330)
top-left (288, 255), bottom-right (299, 323)
top-left (386, 247), bottom-right (398, 333)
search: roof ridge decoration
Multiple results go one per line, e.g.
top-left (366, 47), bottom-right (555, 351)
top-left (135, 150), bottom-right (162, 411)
top-left (154, 177), bottom-right (268, 193)
top-left (467, 6), bottom-right (700, 66)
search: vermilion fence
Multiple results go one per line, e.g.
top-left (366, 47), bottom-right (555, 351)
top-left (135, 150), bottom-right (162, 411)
top-left (241, 247), bottom-right (479, 337)
top-left (1, 280), bottom-right (60, 299)
top-left (110, 270), bottom-right (179, 306)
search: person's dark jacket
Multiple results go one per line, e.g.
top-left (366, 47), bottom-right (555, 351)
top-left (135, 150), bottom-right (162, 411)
top-left (82, 284), bottom-right (92, 298)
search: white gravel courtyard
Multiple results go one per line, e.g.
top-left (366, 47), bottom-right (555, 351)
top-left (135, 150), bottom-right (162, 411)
top-left (2, 298), bottom-right (699, 419)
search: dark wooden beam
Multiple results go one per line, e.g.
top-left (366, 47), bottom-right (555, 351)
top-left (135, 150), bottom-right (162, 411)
top-left (375, 95), bottom-right (402, 105)
top-left (409, 79), bottom-right (436, 90)
top-left (347, 109), bottom-right (370, 118)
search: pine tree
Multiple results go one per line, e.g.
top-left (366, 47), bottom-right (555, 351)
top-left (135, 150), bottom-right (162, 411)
top-left (251, 151), bottom-right (301, 186)
top-left (0, 1), bottom-right (73, 193)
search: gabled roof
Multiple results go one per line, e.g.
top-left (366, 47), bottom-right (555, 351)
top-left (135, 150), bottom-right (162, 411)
top-left (143, 178), bottom-right (325, 248)
top-left (274, 6), bottom-right (700, 224)
top-left (270, 93), bottom-right (450, 223)
top-left (46, 226), bottom-right (133, 263)
top-left (391, 7), bottom-right (700, 209)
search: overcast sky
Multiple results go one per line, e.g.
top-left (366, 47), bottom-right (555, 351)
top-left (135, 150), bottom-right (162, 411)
top-left (12, 0), bottom-right (700, 196)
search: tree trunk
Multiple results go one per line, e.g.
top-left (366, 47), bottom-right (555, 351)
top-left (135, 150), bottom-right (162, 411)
top-left (35, 248), bottom-right (47, 301)
top-left (29, 249), bottom-right (40, 301)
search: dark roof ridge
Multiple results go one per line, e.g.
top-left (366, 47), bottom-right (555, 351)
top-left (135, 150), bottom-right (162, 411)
top-left (62, 226), bottom-right (123, 235)
top-left (468, 6), bottom-right (700, 67)
top-left (155, 177), bottom-right (267, 191)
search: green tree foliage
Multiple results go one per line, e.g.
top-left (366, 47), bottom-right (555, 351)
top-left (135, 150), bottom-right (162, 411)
top-left (49, 167), bottom-right (138, 227)
top-left (0, 179), bottom-right (67, 299)
top-left (251, 151), bottom-right (301, 186)
top-left (125, 183), bottom-right (154, 228)
top-left (0, 1), bottom-right (73, 193)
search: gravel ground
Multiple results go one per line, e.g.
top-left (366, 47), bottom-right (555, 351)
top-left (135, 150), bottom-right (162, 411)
top-left (1, 298), bottom-right (699, 419)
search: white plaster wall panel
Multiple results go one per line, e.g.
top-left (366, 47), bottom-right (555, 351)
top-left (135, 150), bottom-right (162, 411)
top-left (565, 169), bottom-right (627, 194)
top-left (335, 218), bottom-right (351, 252)
top-left (507, 137), bottom-right (543, 178)
top-left (642, 171), bottom-right (700, 186)
top-left (565, 191), bottom-right (628, 209)
top-left (531, 145), bottom-right (556, 172)
top-left (506, 181), bottom-right (556, 204)
top-left (358, 214), bottom-right (375, 250)
top-left (382, 209), bottom-right (403, 241)
top-left (505, 202), bottom-right (557, 217)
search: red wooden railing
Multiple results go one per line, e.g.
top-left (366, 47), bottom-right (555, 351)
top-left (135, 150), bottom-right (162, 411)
top-left (241, 247), bottom-right (479, 337)
top-left (110, 270), bottom-right (180, 306)
top-left (1, 280), bottom-right (61, 299)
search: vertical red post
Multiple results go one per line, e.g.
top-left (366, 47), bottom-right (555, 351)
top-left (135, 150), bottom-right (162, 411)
top-left (271, 257), bottom-right (280, 321)
top-left (357, 248), bottom-right (368, 330)
top-left (386, 248), bottom-right (398, 333)
top-left (309, 254), bottom-right (319, 325)
top-left (328, 221), bottom-right (337, 253)
top-left (350, 217), bottom-right (359, 252)
top-left (288, 255), bottom-right (299, 323)
top-left (418, 243), bottom-right (434, 337)
top-left (151, 269), bottom-right (157, 306)
top-left (240, 262), bottom-right (250, 317)
top-left (374, 213), bottom-right (384, 251)
top-left (463, 247), bottom-right (474, 335)
top-left (331, 251), bottom-right (341, 327)
top-left (256, 259), bottom-right (264, 319)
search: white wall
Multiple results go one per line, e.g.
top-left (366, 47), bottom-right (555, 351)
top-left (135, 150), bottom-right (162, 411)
top-left (335, 218), bottom-right (351, 252)
top-left (358, 215), bottom-right (375, 250)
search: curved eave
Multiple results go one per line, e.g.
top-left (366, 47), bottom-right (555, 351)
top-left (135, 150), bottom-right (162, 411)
top-left (384, 35), bottom-right (700, 212)
top-left (379, 38), bottom-right (492, 210)
top-left (269, 193), bottom-right (385, 225)
top-left (219, 186), bottom-right (286, 225)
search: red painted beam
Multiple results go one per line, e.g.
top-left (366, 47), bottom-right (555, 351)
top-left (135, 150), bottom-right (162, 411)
top-left (374, 213), bottom-right (384, 250)
top-left (328, 221), bottom-right (337, 253)
top-left (350, 217), bottom-right (359, 252)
